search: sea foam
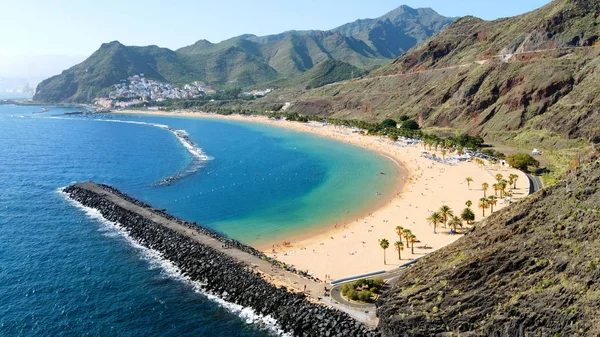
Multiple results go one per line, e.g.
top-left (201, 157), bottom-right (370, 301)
top-left (58, 188), bottom-right (291, 337)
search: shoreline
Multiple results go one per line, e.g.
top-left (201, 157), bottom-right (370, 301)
top-left (115, 109), bottom-right (408, 250)
top-left (112, 109), bottom-right (531, 280)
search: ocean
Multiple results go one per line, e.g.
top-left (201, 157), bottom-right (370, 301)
top-left (0, 105), bottom-right (398, 336)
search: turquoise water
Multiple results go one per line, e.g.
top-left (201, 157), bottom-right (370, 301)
top-left (0, 105), bottom-right (398, 336)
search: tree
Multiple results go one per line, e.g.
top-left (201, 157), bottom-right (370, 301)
top-left (493, 183), bottom-right (500, 196)
top-left (508, 173), bottom-right (518, 189)
top-left (511, 174), bottom-right (519, 189)
top-left (499, 180), bottom-right (508, 197)
top-left (482, 182), bottom-right (489, 197)
top-left (380, 239), bottom-right (390, 264)
top-left (402, 229), bottom-right (413, 248)
top-left (449, 216), bottom-right (463, 231)
top-left (401, 119), bottom-right (420, 130)
top-left (439, 205), bottom-right (454, 228)
top-left (395, 226), bottom-right (404, 243)
top-left (465, 177), bottom-right (473, 189)
top-left (488, 195), bottom-right (498, 212)
top-left (479, 198), bottom-right (489, 217)
top-left (394, 241), bottom-right (404, 260)
top-left (461, 208), bottom-right (475, 224)
top-left (427, 212), bottom-right (443, 234)
top-left (465, 200), bottom-right (473, 208)
top-left (408, 234), bottom-right (417, 254)
top-left (506, 153), bottom-right (540, 171)
top-left (441, 149), bottom-right (447, 162)
top-left (495, 174), bottom-right (503, 182)
top-left (380, 119), bottom-right (397, 129)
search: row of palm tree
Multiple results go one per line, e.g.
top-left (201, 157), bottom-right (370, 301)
top-left (426, 205), bottom-right (466, 234)
top-left (379, 226), bottom-right (421, 264)
top-left (478, 195), bottom-right (503, 216)
top-left (466, 173), bottom-right (519, 199)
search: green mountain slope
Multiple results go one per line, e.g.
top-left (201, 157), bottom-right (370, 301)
top-left (34, 41), bottom-right (190, 103)
top-left (281, 0), bottom-right (600, 143)
top-left (267, 59), bottom-right (364, 90)
top-left (34, 5), bottom-right (453, 103)
top-left (377, 157), bottom-right (600, 336)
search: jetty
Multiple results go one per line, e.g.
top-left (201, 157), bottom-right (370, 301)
top-left (63, 182), bottom-right (379, 337)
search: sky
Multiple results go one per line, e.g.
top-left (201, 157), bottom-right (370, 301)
top-left (2, 0), bottom-right (553, 58)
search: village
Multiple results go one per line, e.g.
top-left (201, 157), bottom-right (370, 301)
top-left (94, 74), bottom-right (272, 109)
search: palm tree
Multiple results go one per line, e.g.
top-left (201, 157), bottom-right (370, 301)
top-left (488, 195), bottom-right (498, 212)
top-left (380, 239), bottom-right (390, 264)
top-left (493, 183), bottom-right (500, 196)
top-left (461, 208), bottom-right (475, 224)
top-left (465, 200), bottom-right (473, 208)
top-left (465, 177), bottom-right (473, 189)
top-left (402, 229), bottom-right (413, 248)
top-left (427, 212), bottom-right (443, 234)
top-left (394, 241), bottom-right (404, 260)
top-left (449, 216), bottom-right (463, 232)
top-left (408, 234), bottom-right (417, 254)
top-left (482, 182), bottom-right (489, 197)
top-left (439, 205), bottom-right (454, 228)
top-left (498, 180), bottom-right (508, 197)
top-left (441, 149), bottom-right (447, 162)
top-left (395, 226), bottom-right (404, 243)
top-left (479, 198), bottom-right (489, 217)
top-left (495, 173), bottom-right (503, 183)
top-left (512, 174), bottom-right (519, 189)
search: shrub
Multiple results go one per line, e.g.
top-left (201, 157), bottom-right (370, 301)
top-left (461, 208), bottom-right (476, 223)
top-left (401, 119), bottom-right (420, 130)
top-left (347, 289), bottom-right (359, 301)
top-left (380, 119), bottom-right (397, 129)
top-left (506, 153), bottom-right (540, 171)
top-left (372, 277), bottom-right (385, 288)
top-left (341, 283), bottom-right (352, 296)
top-left (357, 290), bottom-right (373, 302)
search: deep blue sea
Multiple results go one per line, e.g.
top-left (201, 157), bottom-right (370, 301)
top-left (0, 105), bottom-right (398, 336)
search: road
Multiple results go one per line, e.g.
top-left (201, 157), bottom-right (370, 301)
top-left (330, 265), bottom-right (410, 313)
top-left (526, 173), bottom-right (543, 194)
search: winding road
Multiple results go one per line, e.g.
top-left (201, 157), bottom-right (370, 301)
top-left (526, 173), bottom-right (544, 194)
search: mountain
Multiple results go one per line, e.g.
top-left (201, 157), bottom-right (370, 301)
top-left (377, 154), bottom-right (600, 336)
top-left (281, 0), bottom-right (600, 143)
top-left (34, 5), bottom-right (454, 103)
top-left (266, 59), bottom-right (365, 90)
top-left (34, 42), bottom-right (191, 103)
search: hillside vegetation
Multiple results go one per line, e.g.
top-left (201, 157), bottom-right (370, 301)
top-left (34, 5), bottom-right (453, 103)
top-left (275, 0), bottom-right (600, 143)
top-left (377, 154), bottom-right (600, 336)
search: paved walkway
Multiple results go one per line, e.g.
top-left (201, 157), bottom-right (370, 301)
top-left (76, 182), bottom-right (377, 328)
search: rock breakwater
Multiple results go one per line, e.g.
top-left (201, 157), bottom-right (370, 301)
top-left (64, 183), bottom-right (379, 337)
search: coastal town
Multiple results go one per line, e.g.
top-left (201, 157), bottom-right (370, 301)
top-left (94, 74), bottom-right (272, 109)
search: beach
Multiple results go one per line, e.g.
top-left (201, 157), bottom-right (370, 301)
top-left (115, 110), bottom-right (530, 281)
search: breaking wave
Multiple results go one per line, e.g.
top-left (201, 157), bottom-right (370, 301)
top-left (33, 115), bottom-right (213, 185)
